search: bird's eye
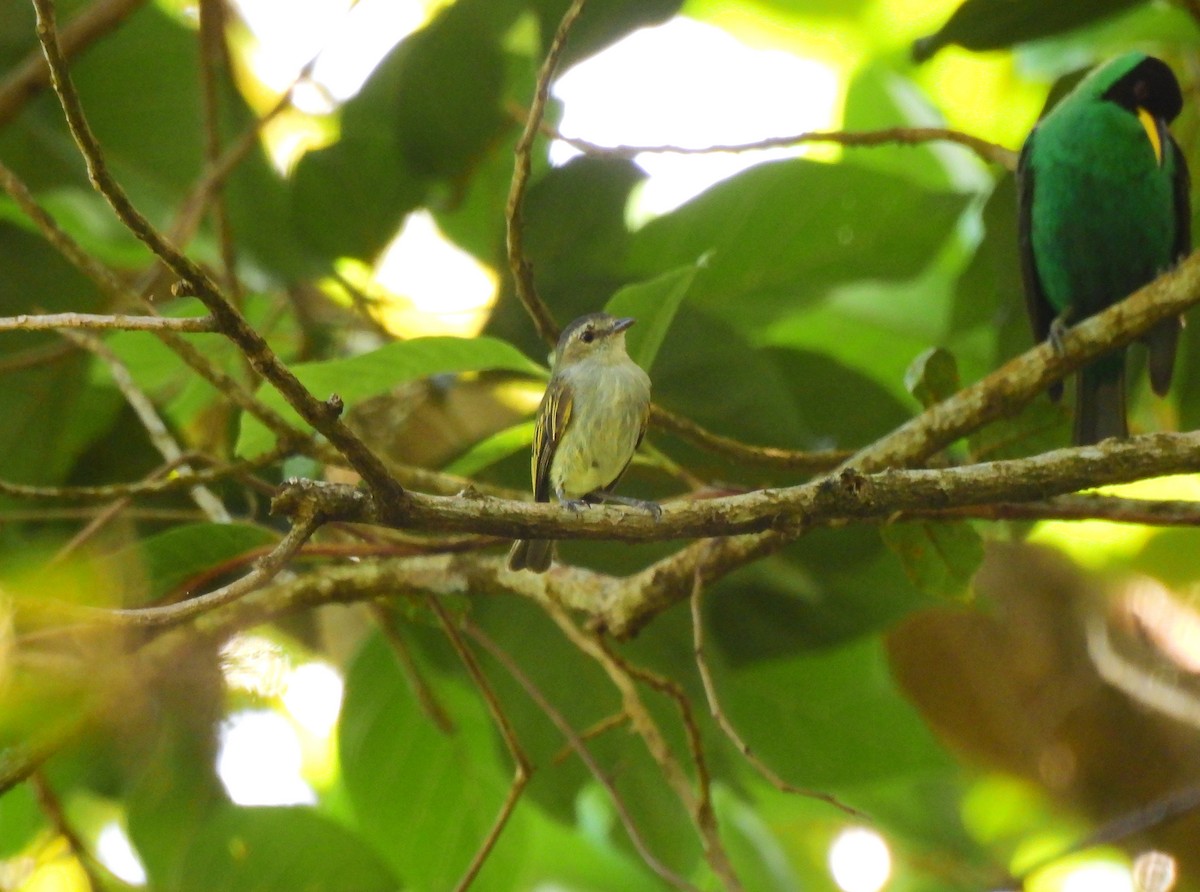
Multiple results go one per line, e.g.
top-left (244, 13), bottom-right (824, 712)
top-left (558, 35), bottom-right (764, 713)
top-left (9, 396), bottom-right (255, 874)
top-left (580, 329), bottom-right (595, 343)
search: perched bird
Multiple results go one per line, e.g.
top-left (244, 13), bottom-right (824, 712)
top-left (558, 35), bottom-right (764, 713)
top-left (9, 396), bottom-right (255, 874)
top-left (508, 312), bottom-right (657, 573)
top-left (1018, 52), bottom-right (1190, 445)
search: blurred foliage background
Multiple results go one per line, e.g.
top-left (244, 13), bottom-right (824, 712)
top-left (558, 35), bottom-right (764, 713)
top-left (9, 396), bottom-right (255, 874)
top-left (1, 0), bottom-right (1200, 890)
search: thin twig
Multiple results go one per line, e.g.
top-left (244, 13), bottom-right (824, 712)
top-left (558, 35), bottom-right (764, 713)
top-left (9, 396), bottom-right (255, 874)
top-left (428, 597), bottom-right (532, 892)
top-left (197, 0), bottom-right (243, 305)
top-left (31, 771), bottom-right (107, 892)
top-left (689, 569), bottom-right (865, 817)
top-left (465, 620), bottom-right (701, 892)
top-left (107, 510), bottom-right (322, 626)
top-left (370, 603), bottom-right (456, 735)
top-left (505, 0), bottom-right (591, 346)
top-left (546, 605), bottom-right (743, 891)
top-left (0, 312), bottom-right (216, 333)
top-left (0, 158), bottom-right (305, 447)
top-left (553, 124), bottom-right (1018, 171)
top-left (62, 328), bottom-right (231, 523)
top-left (651, 404), bottom-right (852, 473)
top-left (0, 443), bottom-right (289, 502)
top-left (32, 0), bottom-right (407, 512)
top-left (551, 710), bottom-right (628, 764)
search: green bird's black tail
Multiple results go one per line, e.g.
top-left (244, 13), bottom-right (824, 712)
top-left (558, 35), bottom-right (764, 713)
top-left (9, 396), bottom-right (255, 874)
top-left (1074, 359), bottom-right (1127, 445)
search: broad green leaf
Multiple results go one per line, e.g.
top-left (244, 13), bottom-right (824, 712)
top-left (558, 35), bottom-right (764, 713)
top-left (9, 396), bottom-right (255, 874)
top-left (911, 0), bottom-right (1145, 61)
top-left (605, 263), bottom-right (698, 372)
top-left (0, 783), bottom-right (41, 858)
top-left (235, 336), bottom-right (544, 457)
top-left (625, 159), bottom-right (970, 334)
top-left (842, 62), bottom-right (963, 191)
top-left (488, 155), bottom-right (646, 355)
top-left (906, 347), bottom-right (961, 409)
top-left (531, 0), bottom-right (684, 68)
top-left (708, 526), bottom-right (933, 661)
top-left (289, 132), bottom-right (427, 263)
top-left (96, 523), bottom-right (277, 608)
top-left (443, 420), bottom-right (536, 477)
top-left (969, 397), bottom-right (1071, 461)
top-left (880, 522), bottom-right (985, 601)
top-left (173, 805), bottom-right (399, 892)
top-left (0, 225), bottom-right (119, 488)
top-left (712, 635), bottom-right (953, 787)
top-left (340, 632), bottom-right (524, 888)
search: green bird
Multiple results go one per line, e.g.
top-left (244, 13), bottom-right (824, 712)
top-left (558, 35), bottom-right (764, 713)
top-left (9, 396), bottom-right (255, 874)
top-left (1018, 52), bottom-right (1191, 445)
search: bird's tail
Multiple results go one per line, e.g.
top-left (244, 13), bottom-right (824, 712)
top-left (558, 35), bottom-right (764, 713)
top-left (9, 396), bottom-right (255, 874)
top-left (508, 539), bottom-right (552, 573)
top-left (1074, 358), bottom-right (1127, 446)
top-left (1142, 315), bottom-right (1181, 397)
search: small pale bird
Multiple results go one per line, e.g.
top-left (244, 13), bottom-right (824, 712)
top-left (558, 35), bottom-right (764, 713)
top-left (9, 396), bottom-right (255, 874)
top-left (508, 312), bottom-right (656, 573)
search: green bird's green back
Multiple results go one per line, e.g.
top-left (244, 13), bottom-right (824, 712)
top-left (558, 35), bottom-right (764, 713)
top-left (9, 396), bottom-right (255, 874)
top-left (1017, 52), bottom-right (1190, 444)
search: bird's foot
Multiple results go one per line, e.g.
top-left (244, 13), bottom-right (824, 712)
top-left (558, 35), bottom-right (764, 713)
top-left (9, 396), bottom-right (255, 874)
top-left (1048, 315), bottom-right (1071, 355)
top-left (563, 498), bottom-right (589, 512)
top-left (590, 492), bottom-right (662, 520)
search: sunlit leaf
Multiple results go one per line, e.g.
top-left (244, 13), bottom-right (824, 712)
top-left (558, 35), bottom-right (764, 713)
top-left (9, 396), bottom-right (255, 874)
top-left (235, 336), bottom-right (545, 457)
top-left (605, 263), bottom-right (698, 372)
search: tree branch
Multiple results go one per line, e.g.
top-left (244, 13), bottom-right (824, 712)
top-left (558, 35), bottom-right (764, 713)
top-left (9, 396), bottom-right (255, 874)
top-left (31, 0), bottom-right (408, 514)
top-left (553, 124), bottom-right (1018, 171)
top-left (505, 0), bottom-right (590, 346)
top-left (0, 312), bottom-right (216, 333)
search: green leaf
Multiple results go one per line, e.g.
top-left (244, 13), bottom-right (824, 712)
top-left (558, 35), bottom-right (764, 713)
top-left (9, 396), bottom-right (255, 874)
top-left (912, 0), bottom-right (1145, 61)
top-left (173, 805), bottom-right (399, 892)
top-left (443, 420), bottom-right (536, 476)
top-left (712, 636), bottom-right (953, 788)
top-left (340, 632), bottom-right (523, 888)
top-left (530, 0), bottom-right (684, 68)
top-left (905, 347), bottom-right (961, 409)
top-left (605, 263), bottom-right (698, 372)
top-left (97, 523), bottom-right (277, 608)
top-left (625, 159), bottom-right (969, 334)
top-left (235, 336), bottom-right (545, 457)
top-left (881, 522), bottom-right (985, 601)
top-left (0, 783), bottom-right (41, 858)
top-left (708, 526), bottom-right (933, 661)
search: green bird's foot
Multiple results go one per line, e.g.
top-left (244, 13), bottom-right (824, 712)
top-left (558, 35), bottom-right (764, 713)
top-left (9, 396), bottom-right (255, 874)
top-left (1048, 313), bottom-right (1073, 356)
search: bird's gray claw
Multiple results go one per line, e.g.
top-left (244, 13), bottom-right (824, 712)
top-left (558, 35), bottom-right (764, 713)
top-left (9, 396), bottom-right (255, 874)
top-left (644, 501), bottom-right (662, 521)
top-left (1048, 317), bottom-right (1069, 355)
top-left (564, 499), bottom-right (589, 512)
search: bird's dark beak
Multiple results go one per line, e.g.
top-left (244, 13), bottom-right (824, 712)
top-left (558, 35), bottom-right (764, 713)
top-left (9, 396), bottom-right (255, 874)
top-left (611, 317), bottom-right (636, 334)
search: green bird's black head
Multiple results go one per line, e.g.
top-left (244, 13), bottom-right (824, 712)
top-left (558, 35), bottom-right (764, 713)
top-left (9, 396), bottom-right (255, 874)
top-left (1096, 52), bottom-right (1184, 124)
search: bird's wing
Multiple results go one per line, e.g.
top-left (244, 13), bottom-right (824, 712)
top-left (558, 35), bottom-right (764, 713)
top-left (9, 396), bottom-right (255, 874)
top-left (531, 376), bottom-right (572, 503)
top-left (1170, 132), bottom-right (1192, 262)
top-left (1017, 131), bottom-right (1063, 402)
top-left (1017, 133), bottom-right (1056, 345)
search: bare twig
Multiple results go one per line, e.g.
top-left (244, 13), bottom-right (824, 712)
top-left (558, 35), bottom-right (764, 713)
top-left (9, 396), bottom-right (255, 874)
top-left (428, 598), bottom-right (532, 892)
top-left (108, 510), bottom-right (322, 626)
top-left (505, 0), bottom-right (590, 346)
top-left (370, 602), bottom-right (456, 735)
top-left (0, 158), bottom-right (306, 447)
top-left (31, 771), bottom-right (107, 892)
top-left (0, 312), bottom-right (216, 333)
top-left (32, 0), bottom-right (407, 512)
top-left (62, 328), bottom-right (231, 523)
top-left (547, 606), bottom-right (743, 891)
top-left (689, 570), bottom-right (865, 817)
top-left (553, 125), bottom-right (1018, 172)
top-left (650, 404), bottom-right (852, 473)
top-left (465, 621), bottom-right (701, 892)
